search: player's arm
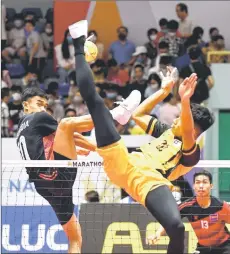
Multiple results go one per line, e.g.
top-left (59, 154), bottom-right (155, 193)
top-left (179, 73), bottom-right (197, 151)
top-left (132, 67), bottom-right (178, 137)
top-left (73, 132), bottom-right (96, 152)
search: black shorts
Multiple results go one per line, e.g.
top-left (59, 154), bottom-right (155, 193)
top-left (32, 152), bottom-right (77, 225)
top-left (196, 239), bottom-right (230, 254)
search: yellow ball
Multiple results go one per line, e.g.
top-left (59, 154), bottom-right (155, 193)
top-left (84, 40), bottom-right (98, 63)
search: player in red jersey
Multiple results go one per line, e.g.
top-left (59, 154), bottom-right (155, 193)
top-left (147, 170), bottom-right (230, 254)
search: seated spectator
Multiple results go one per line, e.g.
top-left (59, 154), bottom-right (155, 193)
top-left (1, 60), bottom-right (12, 88)
top-left (156, 18), bottom-right (168, 43)
top-left (109, 26), bottom-right (135, 65)
top-left (65, 108), bottom-right (77, 118)
top-left (185, 26), bottom-right (205, 50)
top-left (85, 190), bottom-right (100, 203)
top-left (149, 54), bottom-right (173, 77)
top-left (144, 28), bottom-right (158, 64)
top-left (158, 93), bottom-right (181, 126)
top-left (144, 73), bottom-right (161, 98)
top-left (68, 91), bottom-right (88, 117)
top-left (88, 30), bottom-right (104, 59)
top-left (206, 27), bottom-right (219, 48)
top-left (159, 20), bottom-right (184, 57)
top-left (176, 3), bottom-right (192, 39)
top-left (24, 20), bottom-right (46, 81)
top-left (203, 35), bottom-right (228, 63)
top-left (55, 29), bottom-right (75, 83)
top-left (8, 85), bottom-right (23, 137)
top-left (68, 70), bottom-right (78, 99)
top-left (47, 81), bottom-right (64, 122)
top-left (1, 2), bottom-right (7, 51)
top-left (131, 46), bottom-right (151, 79)
top-left (129, 64), bottom-right (147, 101)
top-left (41, 22), bottom-right (53, 59)
top-left (107, 58), bottom-right (129, 86)
top-left (21, 66), bottom-right (40, 88)
top-left (1, 87), bottom-right (10, 137)
top-left (91, 59), bottom-right (107, 83)
top-left (2, 14), bottom-right (26, 63)
top-left (179, 46), bottom-right (214, 104)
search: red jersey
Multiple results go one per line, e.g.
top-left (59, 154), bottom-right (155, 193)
top-left (179, 196), bottom-right (230, 247)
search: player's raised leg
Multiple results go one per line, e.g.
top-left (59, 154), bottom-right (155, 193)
top-left (69, 20), bottom-right (141, 148)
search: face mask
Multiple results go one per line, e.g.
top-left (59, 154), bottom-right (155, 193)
top-left (67, 36), bottom-right (73, 44)
top-left (150, 34), bottom-right (157, 41)
top-left (168, 32), bottom-right (176, 37)
top-left (48, 98), bottom-right (54, 106)
top-left (118, 33), bottom-right (127, 41)
top-left (14, 20), bottom-right (23, 28)
top-left (106, 92), bottom-right (117, 99)
top-left (151, 84), bottom-right (158, 90)
top-left (45, 28), bottom-right (52, 34)
top-left (12, 92), bottom-right (22, 101)
top-left (162, 29), bottom-right (168, 34)
top-left (172, 191), bottom-right (182, 203)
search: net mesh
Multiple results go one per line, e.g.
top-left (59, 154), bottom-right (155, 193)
top-left (2, 160), bottom-right (230, 253)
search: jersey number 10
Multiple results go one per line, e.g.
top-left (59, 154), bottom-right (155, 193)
top-left (17, 135), bottom-right (31, 160)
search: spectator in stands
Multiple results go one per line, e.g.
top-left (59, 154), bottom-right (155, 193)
top-left (24, 20), bottom-right (46, 81)
top-left (1, 61), bottom-right (12, 88)
top-left (2, 14), bottom-right (26, 63)
top-left (65, 108), bottom-right (77, 118)
top-left (203, 35), bottom-right (228, 63)
top-left (179, 46), bottom-right (214, 104)
top-left (1, 88), bottom-right (10, 137)
top-left (159, 20), bottom-right (184, 57)
top-left (158, 93), bottom-right (181, 126)
top-left (41, 22), bottom-right (53, 59)
top-left (208, 27), bottom-right (219, 46)
top-left (47, 81), bottom-right (64, 122)
top-left (107, 58), bottom-right (129, 86)
top-left (1, 1), bottom-right (7, 51)
top-left (144, 28), bottom-right (158, 64)
top-left (131, 46), bottom-right (151, 80)
top-left (91, 59), bottom-right (107, 83)
top-left (176, 3), bottom-right (193, 39)
top-left (156, 18), bottom-right (168, 43)
top-left (109, 26), bottom-right (135, 65)
top-left (55, 29), bottom-right (75, 83)
top-left (149, 54), bottom-right (173, 78)
top-left (144, 73), bottom-right (161, 98)
top-left (85, 190), bottom-right (100, 203)
top-left (8, 86), bottom-right (23, 137)
top-left (88, 30), bottom-right (104, 59)
top-left (185, 26), bottom-right (205, 50)
top-left (68, 71), bottom-right (78, 100)
top-left (129, 64), bottom-right (147, 101)
top-left (172, 185), bottom-right (183, 205)
top-left (68, 91), bottom-right (88, 117)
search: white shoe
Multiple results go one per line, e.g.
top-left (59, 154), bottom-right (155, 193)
top-left (110, 90), bottom-right (141, 125)
top-left (68, 20), bottom-right (88, 39)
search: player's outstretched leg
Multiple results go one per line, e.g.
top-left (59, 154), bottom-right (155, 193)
top-left (69, 20), bottom-right (141, 147)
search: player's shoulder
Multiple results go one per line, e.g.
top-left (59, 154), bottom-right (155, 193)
top-left (211, 196), bottom-right (224, 207)
top-left (179, 197), bottom-right (197, 210)
top-left (34, 111), bottom-right (55, 121)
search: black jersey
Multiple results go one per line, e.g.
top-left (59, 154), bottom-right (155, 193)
top-left (16, 112), bottom-right (58, 161)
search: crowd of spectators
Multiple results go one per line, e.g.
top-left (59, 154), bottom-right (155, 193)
top-left (1, 3), bottom-right (229, 138)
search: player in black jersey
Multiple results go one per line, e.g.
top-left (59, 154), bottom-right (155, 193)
top-left (147, 170), bottom-right (230, 254)
top-left (17, 87), bottom-right (97, 253)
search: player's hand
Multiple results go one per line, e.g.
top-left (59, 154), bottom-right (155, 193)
top-left (159, 66), bottom-right (179, 93)
top-left (146, 233), bottom-right (160, 245)
top-left (179, 73), bottom-right (197, 101)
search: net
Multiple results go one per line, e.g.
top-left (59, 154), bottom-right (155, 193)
top-left (2, 160), bottom-right (230, 253)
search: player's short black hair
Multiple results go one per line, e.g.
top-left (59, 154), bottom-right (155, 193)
top-left (190, 103), bottom-right (215, 133)
top-left (167, 20), bottom-right (179, 31)
top-left (24, 19), bottom-right (35, 27)
top-left (22, 87), bottom-right (48, 102)
top-left (65, 108), bottom-right (77, 116)
top-left (85, 190), bottom-right (100, 202)
top-left (147, 28), bottom-right (158, 37)
top-left (159, 18), bottom-right (168, 27)
top-left (177, 3), bottom-right (188, 13)
top-left (193, 170), bottom-right (213, 183)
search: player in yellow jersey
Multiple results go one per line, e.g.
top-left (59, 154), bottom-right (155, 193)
top-left (69, 20), bottom-right (214, 254)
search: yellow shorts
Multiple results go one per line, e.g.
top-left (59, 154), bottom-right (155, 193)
top-left (96, 139), bottom-right (173, 206)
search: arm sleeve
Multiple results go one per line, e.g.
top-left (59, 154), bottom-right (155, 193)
top-left (31, 32), bottom-right (39, 44)
top-left (146, 117), bottom-right (170, 138)
top-left (180, 144), bottom-right (200, 167)
top-left (34, 112), bottom-right (58, 136)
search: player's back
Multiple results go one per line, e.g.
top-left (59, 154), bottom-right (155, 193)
top-left (16, 112), bottom-right (58, 160)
